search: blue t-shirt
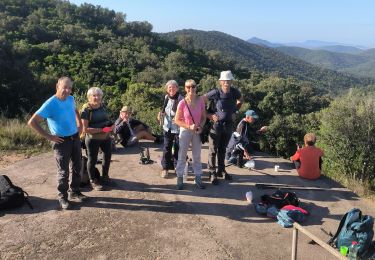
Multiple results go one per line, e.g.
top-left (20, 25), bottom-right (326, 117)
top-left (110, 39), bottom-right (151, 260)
top-left (36, 95), bottom-right (78, 136)
top-left (206, 87), bottom-right (241, 121)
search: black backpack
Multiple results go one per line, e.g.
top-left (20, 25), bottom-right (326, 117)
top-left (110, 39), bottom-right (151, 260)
top-left (261, 190), bottom-right (299, 209)
top-left (0, 175), bottom-right (33, 210)
top-left (80, 155), bottom-right (100, 187)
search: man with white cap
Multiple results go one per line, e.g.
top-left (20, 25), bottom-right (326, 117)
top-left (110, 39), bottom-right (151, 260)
top-left (225, 110), bottom-right (267, 166)
top-left (204, 70), bottom-right (243, 184)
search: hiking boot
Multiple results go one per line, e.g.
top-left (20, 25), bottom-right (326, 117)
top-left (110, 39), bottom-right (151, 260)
top-left (101, 175), bottom-right (110, 185)
top-left (223, 170), bottom-right (233, 181)
top-left (210, 172), bottom-right (219, 185)
top-left (194, 176), bottom-right (205, 189)
top-left (69, 191), bottom-right (88, 202)
top-left (161, 169), bottom-right (169, 178)
top-left (91, 179), bottom-right (103, 191)
top-left (177, 176), bottom-right (183, 190)
top-left (58, 197), bottom-right (70, 210)
top-left (217, 171), bottom-right (223, 178)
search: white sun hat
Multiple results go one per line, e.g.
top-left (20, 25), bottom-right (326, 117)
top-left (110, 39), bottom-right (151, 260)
top-left (219, 70), bottom-right (234, 81)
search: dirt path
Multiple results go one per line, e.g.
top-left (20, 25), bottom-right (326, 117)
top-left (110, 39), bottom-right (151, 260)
top-left (1, 142), bottom-right (374, 259)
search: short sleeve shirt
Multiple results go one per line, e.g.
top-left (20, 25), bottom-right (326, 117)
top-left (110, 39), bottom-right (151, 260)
top-left (206, 87), bottom-right (241, 121)
top-left (81, 105), bottom-right (110, 128)
top-left (291, 146), bottom-right (324, 180)
top-left (35, 95), bottom-right (77, 136)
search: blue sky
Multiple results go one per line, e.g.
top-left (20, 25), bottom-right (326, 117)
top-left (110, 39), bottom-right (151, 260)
top-left (69, 0), bottom-right (375, 47)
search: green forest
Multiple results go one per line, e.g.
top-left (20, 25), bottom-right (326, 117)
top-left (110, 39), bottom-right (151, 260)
top-left (0, 0), bottom-right (374, 192)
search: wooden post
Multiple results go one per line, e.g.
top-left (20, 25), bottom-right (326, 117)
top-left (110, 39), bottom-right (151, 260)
top-left (292, 223), bottom-right (346, 260)
top-left (292, 227), bottom-right (298, 260)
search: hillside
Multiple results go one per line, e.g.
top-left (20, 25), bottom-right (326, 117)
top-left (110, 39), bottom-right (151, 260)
top-left (276, 46), bottom-right (375, 79)
top-left (162, 30), bottom-right (372, 91)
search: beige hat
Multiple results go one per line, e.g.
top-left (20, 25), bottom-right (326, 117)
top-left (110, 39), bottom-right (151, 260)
top-left (219, 70), bottom-right (234, 81)
top-left (120, 106), bottom-right (132, 113)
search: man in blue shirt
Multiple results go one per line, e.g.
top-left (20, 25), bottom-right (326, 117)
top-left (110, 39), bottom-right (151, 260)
top-left (204, 71), bottom-right (243, 184)
top-left (28, 77), bottom-right (86, 210)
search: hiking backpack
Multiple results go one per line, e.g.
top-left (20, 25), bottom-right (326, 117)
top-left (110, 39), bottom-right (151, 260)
top-left (0, 175), bottom-right (32, 210)
top-left (328, 208), bottom-right (374, 256)
top-left (80, 155), bottom-right (100, 187)
top-left (260, 190), bottom-right (299, 209)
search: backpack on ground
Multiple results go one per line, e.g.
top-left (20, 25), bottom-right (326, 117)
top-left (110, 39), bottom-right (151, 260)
top-left (260, 190), bottom-right (299, 209)
top-left (0, 175), bottom-right (33, 210)
top-left (80, 156), bottom-right (100, 187)
top-left (328, 208), bottom-right (374, 256)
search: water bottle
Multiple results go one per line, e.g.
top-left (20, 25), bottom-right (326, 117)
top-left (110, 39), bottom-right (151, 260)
top-left (183, 162), bottom-right (189, 181)
top-left (348, 241), bottom-right (359, 260)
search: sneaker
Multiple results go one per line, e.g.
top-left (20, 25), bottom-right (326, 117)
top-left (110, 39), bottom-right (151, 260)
top-left (69, 191), bottom-right (88, 202)
top-left (210, 172), bottom-right (219, 185)
top-left (194, 176), bottom-right (205, 189)
top-left (177, 176), bottom-right (183, 190)
top-left (227, 156), bottom-right (237, 165)
top-left (91, 179), bottom-right (103, 191)
top-left (58, 197), bottom-right (70, 210)
top-left (161, 169), bottom-right (169, 178)
top-left (223, 170), bottom-right (232, 181)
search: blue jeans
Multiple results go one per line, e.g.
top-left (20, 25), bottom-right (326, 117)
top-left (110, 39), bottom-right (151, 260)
top-left (52, 133), bottom-right (81, 199)
top-left (161, 130), bottom-right (179, 170)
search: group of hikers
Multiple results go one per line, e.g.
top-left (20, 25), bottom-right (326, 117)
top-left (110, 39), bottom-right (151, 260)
top-left (27, 70), bottom-right (324, 210)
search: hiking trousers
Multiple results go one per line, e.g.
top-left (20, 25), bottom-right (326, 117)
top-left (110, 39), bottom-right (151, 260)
top-left (161, 130), bottom-right (179, 171)
top-left (52, 133), bottom-right (81, 199)
top-left (85, 137), bottom-right (112, 180)
top-left (175, 128), bottom-right (203, 177)
top-left (208, 121), bottom-right (233, 174)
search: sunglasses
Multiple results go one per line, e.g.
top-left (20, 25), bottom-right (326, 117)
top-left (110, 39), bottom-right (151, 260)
top-left (185, 85), bottom-right (196, 89)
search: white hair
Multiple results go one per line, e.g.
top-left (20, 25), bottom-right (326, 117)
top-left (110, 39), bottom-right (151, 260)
top-left (165, 80), bottom-right (178, 88)
top-left (87, 87), bottom-right (103, 99)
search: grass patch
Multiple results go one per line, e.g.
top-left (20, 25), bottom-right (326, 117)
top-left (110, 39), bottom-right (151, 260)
top-left (0, 116), bottom-right (50, 155)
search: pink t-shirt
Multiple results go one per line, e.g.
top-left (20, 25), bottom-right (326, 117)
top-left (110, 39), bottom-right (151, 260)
top-left (177, 97), bottom-right (204, 126)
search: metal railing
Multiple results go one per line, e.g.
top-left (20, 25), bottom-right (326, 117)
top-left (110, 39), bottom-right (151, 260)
top-left (291, 222), bottom-right (346, 260)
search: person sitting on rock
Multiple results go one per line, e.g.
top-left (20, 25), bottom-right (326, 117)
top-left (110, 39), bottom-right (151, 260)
top-left (114, 106), bottom-right (162, 147)
top-left (225, 110), bottom-right (267, 167)
top-left (290, 133), bottom-right (324, 180)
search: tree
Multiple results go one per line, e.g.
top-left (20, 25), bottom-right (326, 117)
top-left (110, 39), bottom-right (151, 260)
top-left (319, 91), bottom-right (375, 188)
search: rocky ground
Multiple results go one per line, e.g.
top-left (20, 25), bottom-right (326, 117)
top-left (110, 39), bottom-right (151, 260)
top-left (1, 141), bottom-right (374, 259)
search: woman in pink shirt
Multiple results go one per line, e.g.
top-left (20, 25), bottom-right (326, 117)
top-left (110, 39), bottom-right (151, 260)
top-left (174, 79), bottom-right (206, 190)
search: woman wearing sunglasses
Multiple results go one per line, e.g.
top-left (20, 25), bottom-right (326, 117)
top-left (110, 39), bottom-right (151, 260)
top-left (174, 79), bottom-right (206, 190)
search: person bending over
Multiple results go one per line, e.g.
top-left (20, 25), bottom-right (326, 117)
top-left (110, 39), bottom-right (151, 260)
top-left (225, 110), bottom-right (267, 166)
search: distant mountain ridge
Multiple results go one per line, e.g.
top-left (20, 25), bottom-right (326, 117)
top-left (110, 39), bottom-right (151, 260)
top-left (247, 37), bottom-right (375, 78)
top-left (247, 37), bottom-right (367, 54)
top-left (163, 30), bottom-right (373, 92)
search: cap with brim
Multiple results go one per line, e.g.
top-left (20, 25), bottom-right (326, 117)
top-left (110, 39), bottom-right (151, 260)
top-left (120, 106), bottom-right (132, 113)
top-left (245, 110), bottom-right (259, 119)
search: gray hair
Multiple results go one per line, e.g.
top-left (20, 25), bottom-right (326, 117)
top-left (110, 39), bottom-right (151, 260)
top-left (87, 87), bottom-right (103, 99)
top-left (56, 76), bottom-right (72, 88)
top-left (165, 80), bottom-right (178, 88)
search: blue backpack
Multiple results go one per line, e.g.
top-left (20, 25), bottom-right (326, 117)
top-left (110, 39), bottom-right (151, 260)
top-left (328, 208), bottom-right (374, 256)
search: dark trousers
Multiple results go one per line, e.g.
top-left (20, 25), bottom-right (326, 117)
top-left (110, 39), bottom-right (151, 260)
top-left (161, 130), bottom-right (179, 170)
top-left (52, 133), bottom-right (81, 199)
top-left (85, 137), bottom-right (112, 180)
top-left (208, 122), bottom-right (233, 173)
